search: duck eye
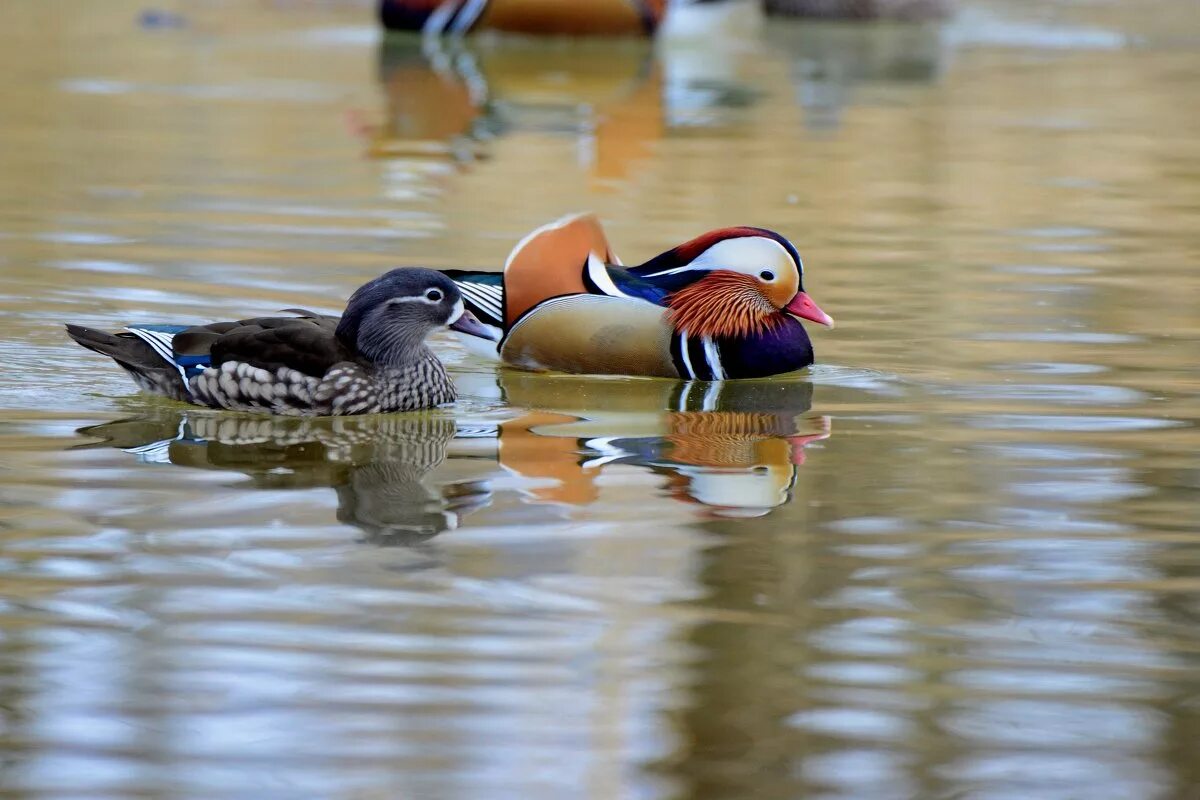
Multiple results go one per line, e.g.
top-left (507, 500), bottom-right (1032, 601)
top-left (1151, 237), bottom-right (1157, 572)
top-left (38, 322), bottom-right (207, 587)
top-left (759, 270), bottom-right (775, 281)
top-left (424, 288), bottom-right (443, 302)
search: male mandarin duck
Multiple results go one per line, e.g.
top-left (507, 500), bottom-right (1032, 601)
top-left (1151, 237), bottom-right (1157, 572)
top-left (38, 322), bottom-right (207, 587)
top-left (443, 213), bottom-right (834, 379)
top-left (65, 269), bottom-right (497, 416)
top-left (379, 0), bottom-right (668, 36)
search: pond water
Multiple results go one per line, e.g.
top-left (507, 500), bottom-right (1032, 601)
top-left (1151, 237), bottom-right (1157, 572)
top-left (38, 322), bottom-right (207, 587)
top-left (1, 1), bottom-right (1198, 797)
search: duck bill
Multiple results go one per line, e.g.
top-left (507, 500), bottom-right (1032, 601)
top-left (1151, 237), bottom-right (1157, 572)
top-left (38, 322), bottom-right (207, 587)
top-left (449, 309), bottom-right (500, 341)
top-left (784, 292), bottom-right (835, 328)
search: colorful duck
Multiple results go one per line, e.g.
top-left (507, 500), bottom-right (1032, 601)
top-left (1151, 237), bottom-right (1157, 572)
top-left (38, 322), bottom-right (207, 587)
top-left (445, 213), bottom-right (834, 379)
top-left (65, 269), bottom-right (496, 416)
top-left (379, 0), bottom-right (668, 36)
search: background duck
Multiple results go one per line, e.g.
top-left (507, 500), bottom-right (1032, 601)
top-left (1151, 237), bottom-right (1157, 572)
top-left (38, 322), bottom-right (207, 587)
top-left (379, 0), bottom-right (951, 36)
top-left (444, 213), bottom-right (833, 379)
top-left (65, 269), bottom-right (496, 416)
top-left (379, 0), bottom-right (669, 35)
top-left (763, 0), bottom-right (952, 20)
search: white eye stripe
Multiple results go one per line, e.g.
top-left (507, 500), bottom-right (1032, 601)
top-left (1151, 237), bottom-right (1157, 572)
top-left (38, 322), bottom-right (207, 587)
top-left (386, 289), bottom-right (450, 307)
top-left (642, 236), bottom-right (800, 279)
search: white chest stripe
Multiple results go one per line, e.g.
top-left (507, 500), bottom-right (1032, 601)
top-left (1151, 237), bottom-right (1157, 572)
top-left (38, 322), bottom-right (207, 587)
top-left (678, 330), bottom-right (697, 380)
top-left (701, 336), bottom-right (726, 380)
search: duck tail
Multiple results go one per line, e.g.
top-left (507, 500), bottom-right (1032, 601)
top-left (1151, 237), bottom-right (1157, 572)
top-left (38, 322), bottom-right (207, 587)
top-left (66, 324), bottom-right (146, 365)
top-left (65, 324), bottom-right (191, 401)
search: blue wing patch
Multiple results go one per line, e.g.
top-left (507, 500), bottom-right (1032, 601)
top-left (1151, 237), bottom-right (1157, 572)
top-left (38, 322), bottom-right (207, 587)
top-left (604, 266), bottom-right (669, 305)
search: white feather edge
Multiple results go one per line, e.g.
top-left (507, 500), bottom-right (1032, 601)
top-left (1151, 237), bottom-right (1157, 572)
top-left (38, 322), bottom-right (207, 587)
top-left (585, 252), bottom-right (631, 299)
top-left (503, 212), bottom-right (611, 273)
top-left (125, 327), bottom-right (187, 381)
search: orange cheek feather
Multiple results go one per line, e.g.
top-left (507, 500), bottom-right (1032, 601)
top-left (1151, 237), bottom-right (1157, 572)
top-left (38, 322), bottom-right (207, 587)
top-left (666, 272), bottom-right (783, 339)
top-left (768, 269), bottom-right (799, 307)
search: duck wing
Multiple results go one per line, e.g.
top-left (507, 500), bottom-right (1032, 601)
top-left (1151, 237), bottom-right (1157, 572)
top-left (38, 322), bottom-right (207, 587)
top-left (500, 212), bottom-right (624, 326)
top-left (120, 314), bottom-right (348, 385)
top-left (189, 315), bottom-right (353, 379)
top-left (589, 262), bottom-right (669, 305)
top-left (446, 212), bottom-right (665, 329)
top-left (444, 261), bottom-right (664, 328)
top-left (442, 214), bottom-right (678, 375)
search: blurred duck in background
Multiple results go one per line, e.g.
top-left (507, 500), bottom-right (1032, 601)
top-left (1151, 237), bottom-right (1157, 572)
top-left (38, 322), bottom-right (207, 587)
top-left (377, 0), bottom-right (951, 36)
top-left (762, 0), bottom-right (951, 20)
top-left (359, 0), bottom-right (950, 183)
top-left (379, 0), bottom-right (669, 36)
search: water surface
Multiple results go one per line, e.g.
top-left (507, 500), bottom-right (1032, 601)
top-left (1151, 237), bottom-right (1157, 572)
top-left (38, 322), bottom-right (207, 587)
top-left (1, 1), bottom-right (1198, 798)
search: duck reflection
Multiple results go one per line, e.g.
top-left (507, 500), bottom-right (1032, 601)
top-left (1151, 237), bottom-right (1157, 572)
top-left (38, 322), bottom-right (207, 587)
top-left (75, 412), bottom-right (488, 545)
top-left (368, 35), bottom-right (664, 182)
top-left (74, 375), bottom-right (829, 536)
top-left (767, 18), bottom-right (947, 130)
top-left (362, 10), bottom-right (949, 171)
top-left (457, 372), bottom-right (829, 517)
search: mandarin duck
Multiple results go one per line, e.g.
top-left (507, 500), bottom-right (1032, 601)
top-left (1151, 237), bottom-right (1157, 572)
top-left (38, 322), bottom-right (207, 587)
top-left (379, 0), bottom-right (668, 36)
top-left (443, 213), bottom-right (833, 379)
top-left (764, 0), bottom-right (952, 20)
top-left (65, 269), bottom-right (496, 416)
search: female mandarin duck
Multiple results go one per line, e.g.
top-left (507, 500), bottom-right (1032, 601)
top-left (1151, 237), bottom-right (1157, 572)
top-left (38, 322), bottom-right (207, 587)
top-left (379, 0), bottom-right (668, 36)
top-left (65, 269), bottom-right (496, 416)
top-left (443, 213), bottom-right (834, 379)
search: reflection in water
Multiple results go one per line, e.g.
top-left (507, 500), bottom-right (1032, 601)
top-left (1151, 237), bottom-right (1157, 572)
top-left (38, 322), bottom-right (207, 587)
top-left (74, 374), bottom-right (830, 529)
top-left (76, 412), bottom-right (486, 545)
top-left (769, 21), bottom-right (946, 129)
top-left (371, 35), bottom-right (663, 183)
top-left (485, 372), bottom-right (828, 516)
top-left (366, 19), bottom-right (949, 186)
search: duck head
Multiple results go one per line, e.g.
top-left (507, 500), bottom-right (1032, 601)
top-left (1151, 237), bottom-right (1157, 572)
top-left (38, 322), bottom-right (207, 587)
top-left (337, 268), bottom-right (497, 365)
top-left (632, 228), bottom-right (833, 339)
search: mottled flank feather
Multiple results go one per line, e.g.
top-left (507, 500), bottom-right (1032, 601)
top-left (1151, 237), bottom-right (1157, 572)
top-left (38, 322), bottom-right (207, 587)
top-left (666, 272), bottom-right (783, 339)
top-left (188, 353), bottom-right (456, 417)
top-left (66, 267), bottom-right (476, 416)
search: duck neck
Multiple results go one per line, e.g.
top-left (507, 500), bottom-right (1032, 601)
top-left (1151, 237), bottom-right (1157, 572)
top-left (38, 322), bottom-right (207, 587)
top-left (347, 326), bottom-right (433, 371)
